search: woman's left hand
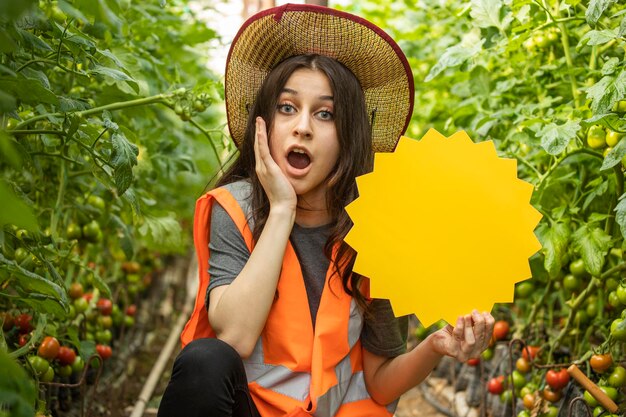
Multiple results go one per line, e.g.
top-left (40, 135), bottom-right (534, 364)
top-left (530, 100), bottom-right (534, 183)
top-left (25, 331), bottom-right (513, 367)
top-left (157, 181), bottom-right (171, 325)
top-left (429, 310), bottom-right (495, 362)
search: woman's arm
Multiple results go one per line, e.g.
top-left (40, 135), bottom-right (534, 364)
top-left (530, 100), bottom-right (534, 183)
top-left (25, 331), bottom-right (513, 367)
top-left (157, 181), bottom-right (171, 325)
top-left (208, 117), bottom-right (297, 358)
top-left (363, 311), bottom-right (494, 405)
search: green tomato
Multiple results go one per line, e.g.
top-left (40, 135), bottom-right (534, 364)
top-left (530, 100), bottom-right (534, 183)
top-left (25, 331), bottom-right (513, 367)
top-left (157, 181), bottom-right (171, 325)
top-left (599, 386), bottom-right (618, 401)
top-left (608, 291), bottom-right (621, 308)
top-left (616, 284), bottom-right (626, 305)
top-left (587, 125), bottom-right (607, 149)
top-left (71, 356), bottom-right (85, 374)
top-left (27, 356), bottom-right (50, 377)
top-left (605, 277), bottom-right (619, 291)
top-left (540, 406), bottom-right (558, 417)
top-left (610, 318), bottom-right (626, 341)
top-left (563, 274), bottom-right (581, 292)
top-left (500, 390), bottom-right (513, 404)
top-left (584, 390), bottom-right (599, 407)
top-left (481, 347), bottom-right (494, 361)
top-left (608, 366), bottom-right (626, 387)
top-left (508, 370), bottom-right (527, 390)
top-left (41, 366), bottom-right (55, 382)
top-left (569, 259), bottom-right (587, 277)
top-left (95, 329), bottom-right (112, 344)
top-left (606, 131), bottom-right (624, 147)
top-left (516, 281), bottom-right (534, 299)
top-left (73, 297), bottom-right (89, 314)
top-left (57, 364), bottom-right (73, 378)
top-left (593, 406), bottom-right (605, 417)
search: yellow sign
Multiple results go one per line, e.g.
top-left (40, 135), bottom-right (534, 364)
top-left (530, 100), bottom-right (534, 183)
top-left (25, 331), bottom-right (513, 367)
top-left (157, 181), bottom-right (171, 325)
top-left (345, 129), bottom-right (542, 327)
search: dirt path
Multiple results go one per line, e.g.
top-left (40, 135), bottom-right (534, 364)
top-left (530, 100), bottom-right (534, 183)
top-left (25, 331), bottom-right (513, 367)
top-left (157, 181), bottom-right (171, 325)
top-left (395, 385), bottom-right (448, 417)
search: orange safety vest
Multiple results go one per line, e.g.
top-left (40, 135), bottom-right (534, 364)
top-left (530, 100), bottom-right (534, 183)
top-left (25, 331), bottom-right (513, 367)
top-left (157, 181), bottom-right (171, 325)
top-left (181, 182), bottom-right (397, 417)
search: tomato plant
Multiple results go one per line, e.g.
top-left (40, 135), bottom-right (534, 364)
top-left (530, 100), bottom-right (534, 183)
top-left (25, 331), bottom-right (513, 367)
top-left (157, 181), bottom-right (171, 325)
top-left (0, 0), bottom-right (225, 415)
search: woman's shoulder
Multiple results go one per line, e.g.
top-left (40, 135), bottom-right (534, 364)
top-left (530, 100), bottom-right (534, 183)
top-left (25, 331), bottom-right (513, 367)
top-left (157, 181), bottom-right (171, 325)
top-left (212, 179), bottom-right (253, 226)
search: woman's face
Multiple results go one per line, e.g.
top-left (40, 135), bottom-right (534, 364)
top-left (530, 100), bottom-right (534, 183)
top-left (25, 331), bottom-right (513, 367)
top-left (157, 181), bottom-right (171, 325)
top-left (269, 68), bottom-right (340, 208)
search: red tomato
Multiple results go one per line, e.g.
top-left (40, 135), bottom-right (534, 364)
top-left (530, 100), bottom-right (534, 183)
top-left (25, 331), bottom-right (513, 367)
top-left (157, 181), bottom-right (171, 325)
top-left (542, 386), bottom-right (562, 403)
top-left (96, 344), bottom-right (112, 360)
top-left (125, 304), bottom-right (137, 316)
top-left (56, 346), bottom-right (77, 366)
top-left (18, 333), bottom-right (29, 347)
top-left (38, 336), bottom-right (60, 360)
top-left (96, 298), bottom-right (113, 316)
top-left (487, 376), bottom-right (505, 395)
top-left (68, 282), bottom-right (84, 299)
top-left (493, 320), bottom-right (510, 340)
top-left (546, 368), bottom-right (570, 391)
top-left (14, 313), bottom-right (33, 333)
top-left (522, 345), bottom-right (540, 361)
top-left (516, 357), bottom-right (532, 374)
top-left (590, 353), bottom-right (613, 373)
top-left (467, 358), bottom-right (480, 366)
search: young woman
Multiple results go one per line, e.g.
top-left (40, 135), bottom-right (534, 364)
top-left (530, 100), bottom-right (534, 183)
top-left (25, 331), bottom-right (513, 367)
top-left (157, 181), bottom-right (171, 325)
top-left (157, 5), bottom-right (495, 417)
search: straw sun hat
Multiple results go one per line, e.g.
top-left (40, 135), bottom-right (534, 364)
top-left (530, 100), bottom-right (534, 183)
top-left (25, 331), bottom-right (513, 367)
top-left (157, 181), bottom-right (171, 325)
top-left (224, 3), bottom-right (414, 153)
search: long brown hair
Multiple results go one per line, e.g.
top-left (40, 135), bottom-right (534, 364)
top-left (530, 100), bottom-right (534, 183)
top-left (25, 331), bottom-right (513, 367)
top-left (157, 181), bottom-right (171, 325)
top-left (217, 54), bottom-right (373, 309)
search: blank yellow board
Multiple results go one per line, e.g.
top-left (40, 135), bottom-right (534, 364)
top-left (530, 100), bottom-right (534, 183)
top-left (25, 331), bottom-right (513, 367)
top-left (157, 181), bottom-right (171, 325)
top-left (344, 129), bottom-right (543, 327)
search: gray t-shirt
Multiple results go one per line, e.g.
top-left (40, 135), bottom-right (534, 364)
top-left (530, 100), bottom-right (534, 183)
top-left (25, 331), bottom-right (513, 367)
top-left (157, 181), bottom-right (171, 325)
top-left (205, 197), bottom-right (408, 357)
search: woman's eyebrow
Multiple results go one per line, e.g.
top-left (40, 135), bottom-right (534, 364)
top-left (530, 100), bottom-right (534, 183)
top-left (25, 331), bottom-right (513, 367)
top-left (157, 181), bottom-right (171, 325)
top-left (280, 88), bottom-right (333, 102)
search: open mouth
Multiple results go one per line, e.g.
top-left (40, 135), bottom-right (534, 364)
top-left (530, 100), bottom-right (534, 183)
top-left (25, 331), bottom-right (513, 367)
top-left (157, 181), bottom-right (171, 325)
top-left (287, 149), bottom-right (311, 170)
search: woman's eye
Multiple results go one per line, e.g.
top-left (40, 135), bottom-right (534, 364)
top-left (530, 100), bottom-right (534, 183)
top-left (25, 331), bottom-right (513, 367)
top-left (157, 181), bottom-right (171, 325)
top-left (318, 110), bottom-right (333, 120)
top-left (278, 104), bottom-right (295, 113)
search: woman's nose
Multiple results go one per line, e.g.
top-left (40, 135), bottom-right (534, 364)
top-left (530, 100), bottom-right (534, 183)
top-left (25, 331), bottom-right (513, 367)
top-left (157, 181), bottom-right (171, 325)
top-left (293, 113), bottom-right (312, 138)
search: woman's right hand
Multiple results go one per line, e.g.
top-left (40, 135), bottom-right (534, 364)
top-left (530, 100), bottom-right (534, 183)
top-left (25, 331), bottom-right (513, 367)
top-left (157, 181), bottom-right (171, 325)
top-left (254, 117), bottom-right (297, 212)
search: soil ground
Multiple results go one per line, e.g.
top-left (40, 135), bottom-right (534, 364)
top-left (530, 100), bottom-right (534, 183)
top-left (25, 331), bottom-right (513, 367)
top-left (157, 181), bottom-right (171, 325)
top-left (59, 257), bottom-right (449, 417)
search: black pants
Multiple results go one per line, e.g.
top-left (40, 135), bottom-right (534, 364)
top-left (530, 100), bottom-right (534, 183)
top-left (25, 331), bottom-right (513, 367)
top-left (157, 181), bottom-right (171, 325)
top-left (157, 338), bottom-right (261, 417)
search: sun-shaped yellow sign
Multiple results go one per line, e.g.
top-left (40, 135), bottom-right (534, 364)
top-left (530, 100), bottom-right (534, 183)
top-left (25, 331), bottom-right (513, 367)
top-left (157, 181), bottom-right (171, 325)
top-left (345, 129), bottom-right (542, 327)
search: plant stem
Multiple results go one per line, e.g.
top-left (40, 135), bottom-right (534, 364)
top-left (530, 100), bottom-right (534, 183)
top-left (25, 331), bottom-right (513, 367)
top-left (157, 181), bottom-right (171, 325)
top-left (50, 158), bottom-right (67, 238)
top-left (12, 94), bottom-right (170, 130)
top-left (557, 21), bottom-right (581, 108)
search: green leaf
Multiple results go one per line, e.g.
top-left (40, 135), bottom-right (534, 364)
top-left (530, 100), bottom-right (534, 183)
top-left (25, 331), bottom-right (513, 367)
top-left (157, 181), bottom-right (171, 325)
top-left (111, 132), bottom-right (138, 195)
top-left (425, 36), bottom-right (484, 82)
top-left (537, 222), bottom-right (570, 278)
top-left (585, 0), bottom-right (617, 25)
top-left (585, 71), bottom-right (626, 115)
top-left (470, 0), bottom-right (513, 30)
top-left (615, 194), bottom-right (626, 240)
top-left (571, 224), bottom-right (612, 276)
top-left (0, 350), bottom-right (36, 417)
top-left (583, 179), bottom-right (609, 211)
top-left (0, 130), bottom-right (22, 168)
top-left (582, 113), bottom-right (626, 132)
top-left (578, 29), bottom-right (618, 47)
top-left (90, 65), bottom-right (139, 93)
top-left (536, 119), bottom-right (581, 155)
top-left (17, 28), bottom-right (53, 52)
top-left (601, 137), bottom-right (626, 170)
top-left (0, 254), bottom-right (68, 307)
top-left (138, 214), bottom-right (184, 252)
top-left (620, 15), bottom-right (626, 37)
top-left (59, 97), bottom-right (90, 112)
top-left (0, 88), bottom-right (16, 112)
top-left (58, 0), bottom-right (89, 23)
top-left (0, 181), bottom-right (37, 231)
top-left (602, 57), bottom-right (620, 76)
top-left (0, 75), bottom-right (58, 106)
top-left (0, 0), bottom-right (37, 20)
top-left (122, 188), bottom-right (141, 218)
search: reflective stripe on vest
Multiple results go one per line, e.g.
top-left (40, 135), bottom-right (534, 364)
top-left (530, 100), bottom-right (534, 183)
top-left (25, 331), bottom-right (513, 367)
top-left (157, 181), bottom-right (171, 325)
top-left (182, 181), bottom-right (396, 417)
